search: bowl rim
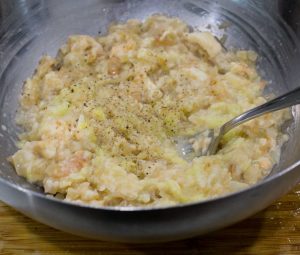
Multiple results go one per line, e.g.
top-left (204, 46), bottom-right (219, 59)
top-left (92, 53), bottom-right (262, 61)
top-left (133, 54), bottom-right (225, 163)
top-left (1, 156), bottom-right (300, 212)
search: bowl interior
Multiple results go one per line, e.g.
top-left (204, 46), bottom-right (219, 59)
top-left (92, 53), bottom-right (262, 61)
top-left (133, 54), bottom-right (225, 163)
top-left (1, 0), bottom-right (300, 197)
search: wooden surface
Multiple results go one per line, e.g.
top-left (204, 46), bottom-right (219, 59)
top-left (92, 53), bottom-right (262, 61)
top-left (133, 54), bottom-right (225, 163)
top-left (2, 185), bottom-right (300, 255)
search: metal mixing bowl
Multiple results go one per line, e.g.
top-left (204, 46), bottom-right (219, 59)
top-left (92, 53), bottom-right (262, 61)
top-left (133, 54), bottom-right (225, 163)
top-left (1, 0), bottom-right (300, 243)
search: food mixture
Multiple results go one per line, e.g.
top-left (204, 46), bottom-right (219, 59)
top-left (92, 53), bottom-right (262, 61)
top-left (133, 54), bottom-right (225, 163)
top-left (10, 15), bottom-right (289, 207)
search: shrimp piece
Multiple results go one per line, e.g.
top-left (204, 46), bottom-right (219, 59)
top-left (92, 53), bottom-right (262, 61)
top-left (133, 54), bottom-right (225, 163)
top-left (59, 151), bottom-right (91, 177)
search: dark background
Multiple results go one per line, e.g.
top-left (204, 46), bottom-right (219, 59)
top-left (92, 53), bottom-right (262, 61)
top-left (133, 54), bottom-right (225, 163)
top-left (278, 0), bottom-right (300, 37)
top-left (0, 0), bottom-right (300, 39)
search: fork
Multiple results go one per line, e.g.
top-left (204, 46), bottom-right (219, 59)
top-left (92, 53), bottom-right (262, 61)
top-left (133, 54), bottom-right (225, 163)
top-left (179, 86), bottom-right (300, 159)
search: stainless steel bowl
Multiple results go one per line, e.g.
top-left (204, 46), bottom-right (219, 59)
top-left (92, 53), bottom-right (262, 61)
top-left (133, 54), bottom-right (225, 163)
top-left (1, 0), bottom-right (300, 243)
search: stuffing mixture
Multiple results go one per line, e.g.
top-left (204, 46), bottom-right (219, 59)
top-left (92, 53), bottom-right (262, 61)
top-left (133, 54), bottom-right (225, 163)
top-left (10, 15), bottom-right (289, 207)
